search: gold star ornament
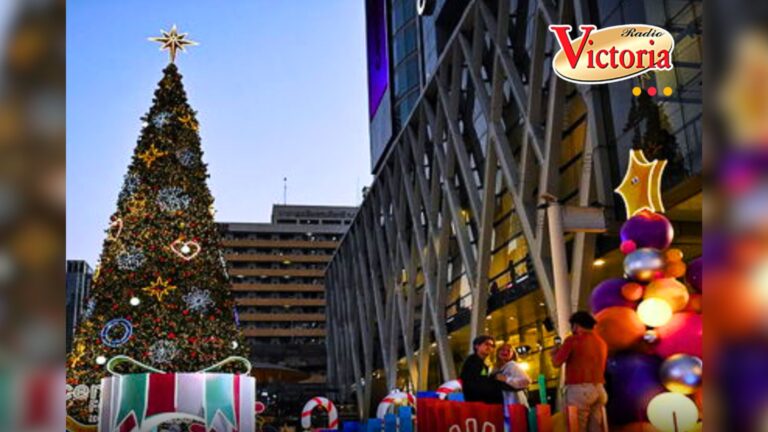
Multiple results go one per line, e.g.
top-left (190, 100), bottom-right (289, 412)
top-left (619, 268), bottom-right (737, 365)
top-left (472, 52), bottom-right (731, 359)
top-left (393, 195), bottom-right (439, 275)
top-left (69, 342), bottom-right (86, 368)
top-left (142, 276), bottom-right (177, 302)
top-left (149, 25), bottom-right (198, 64)
top-left (126, 197), bottom-right (147, 217)
top-left (178, 113), bottom-right (199, 131)
top-left (614, 149), bottom-right (667, 218)
top-left (138, 143), bottom-right (168, 167)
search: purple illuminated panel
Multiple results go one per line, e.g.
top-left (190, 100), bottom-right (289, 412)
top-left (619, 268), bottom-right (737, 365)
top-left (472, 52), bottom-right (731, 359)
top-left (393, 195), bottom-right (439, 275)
top-left (366, 0), bottom-right (390, 120)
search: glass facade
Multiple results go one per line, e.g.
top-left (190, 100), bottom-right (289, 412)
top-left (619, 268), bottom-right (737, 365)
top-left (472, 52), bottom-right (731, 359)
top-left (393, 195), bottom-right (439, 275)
top-left (597, 0), bottom-right (703, 191)
top-left (66, 260), bottom-right (93, 353)
top-left (390, 0), bottom-right (421, 130)
top-left (351, 0), bottom-right (702, 405)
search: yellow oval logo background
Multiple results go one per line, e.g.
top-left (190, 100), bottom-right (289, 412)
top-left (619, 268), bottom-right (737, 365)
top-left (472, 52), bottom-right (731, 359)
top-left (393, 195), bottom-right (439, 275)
top-left (552, 24), bottom-right (674, 84)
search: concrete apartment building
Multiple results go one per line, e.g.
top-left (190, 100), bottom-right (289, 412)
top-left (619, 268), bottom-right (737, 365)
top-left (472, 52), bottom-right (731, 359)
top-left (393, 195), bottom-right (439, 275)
top-left (218, 204), bottom-right (356, 408)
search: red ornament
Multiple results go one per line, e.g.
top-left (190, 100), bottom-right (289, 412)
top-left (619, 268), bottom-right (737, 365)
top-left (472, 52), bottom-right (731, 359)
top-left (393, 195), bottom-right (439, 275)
top-left (183, 309), bottom-right (189, 315)
top-left (168, 332), bottom-right (176, 339)
top-left (620, 240), bottom-right (637, 255)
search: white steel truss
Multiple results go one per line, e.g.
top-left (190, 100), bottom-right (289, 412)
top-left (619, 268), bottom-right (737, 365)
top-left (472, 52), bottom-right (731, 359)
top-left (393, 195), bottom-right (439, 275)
top-left (326, 0), bottom-right (616, 419)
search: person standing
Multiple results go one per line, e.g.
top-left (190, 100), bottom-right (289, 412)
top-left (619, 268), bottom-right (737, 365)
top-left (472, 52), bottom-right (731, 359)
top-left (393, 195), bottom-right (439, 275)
top-left (494, 343), bottom-right (532, 408)
top-left (460, 335), bottom-right (512, 404)
top-left (551, 311), bottom-right (609, 432)
top-left (494, 343), bottom-right (531, 432)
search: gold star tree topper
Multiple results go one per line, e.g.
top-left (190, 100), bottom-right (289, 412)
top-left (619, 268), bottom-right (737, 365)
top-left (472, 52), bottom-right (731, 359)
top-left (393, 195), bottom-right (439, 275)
top-left (149, 25), bottom-right (198, 63)
top-left (614, 149), bottom-right (667, 218)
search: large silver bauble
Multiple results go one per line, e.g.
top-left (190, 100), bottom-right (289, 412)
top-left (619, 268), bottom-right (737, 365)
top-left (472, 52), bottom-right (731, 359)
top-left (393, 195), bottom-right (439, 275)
top-left (624, 248), bottom-right (665, 282)
top-left (659, 354), bottom-right (703, 394)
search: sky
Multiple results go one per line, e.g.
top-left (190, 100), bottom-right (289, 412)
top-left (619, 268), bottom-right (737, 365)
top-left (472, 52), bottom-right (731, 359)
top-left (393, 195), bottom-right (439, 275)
top-left (66, 1), bottom-right (372, 266)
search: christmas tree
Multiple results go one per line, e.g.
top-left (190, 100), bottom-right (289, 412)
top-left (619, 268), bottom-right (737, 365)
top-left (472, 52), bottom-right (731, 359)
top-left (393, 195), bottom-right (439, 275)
top-left (66, 30), bottom-right (248, 425)
top-left (623, 89), bottom-right (687, 187)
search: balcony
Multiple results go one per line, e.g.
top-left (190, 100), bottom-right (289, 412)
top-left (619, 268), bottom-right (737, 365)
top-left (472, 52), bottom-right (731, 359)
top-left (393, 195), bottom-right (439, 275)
top-left (227, 268), bottom-right (325, 278)
top-left (221, 239), bottom-right (339, 249)
top-left (242, 328), bottom-right (326, 337)
top-left (236, 298), bottom-right (325, 307)
top-left (238, 313), bottom-right (326, 322)
top-left (224, 253), bottom-right (331, 263)
top-left (230, 283), bottom-right (325, 292)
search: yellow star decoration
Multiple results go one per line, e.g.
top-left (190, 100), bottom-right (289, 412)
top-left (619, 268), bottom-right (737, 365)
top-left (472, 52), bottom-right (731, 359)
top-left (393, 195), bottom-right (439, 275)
top-left (126, 197), bottom-right (147, 217)
top-left (69, 342), bottom-right (86, 367)
top-left (142, 276), bottom-right (177, 302)
top-left (614, 149), bottom-right (667, 218)
top-left (92, 265), bottom-right (101, 283)
top-left (149, 25), bottom-right (198, 64)
top-left (178, 113), bottom-right (199, 131)
top-left (138, 144), bottom-right (168, 168)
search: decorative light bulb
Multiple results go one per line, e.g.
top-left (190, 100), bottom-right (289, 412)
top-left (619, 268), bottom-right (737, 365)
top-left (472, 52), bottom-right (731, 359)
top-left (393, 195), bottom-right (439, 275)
top-left (637, 298), bottom-right (673, 327)
top-left (96, 356), bottom-right (107, 365)
top-left (231, 341), bottom-right (239, 349)
top-left (130, 297), bottom-right (141, 306)
top-left (647, 392), bottom-right (699, 432)
top-left (181, 245), bottom-right (191, 254)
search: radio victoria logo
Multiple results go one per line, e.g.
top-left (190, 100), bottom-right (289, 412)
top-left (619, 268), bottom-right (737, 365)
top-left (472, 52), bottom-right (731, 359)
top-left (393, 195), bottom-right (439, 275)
top-left (548, 24), bottom-right (674, 84)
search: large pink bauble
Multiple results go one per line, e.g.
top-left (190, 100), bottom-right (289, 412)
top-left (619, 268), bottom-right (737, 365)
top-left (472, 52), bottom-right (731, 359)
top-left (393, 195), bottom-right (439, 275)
top-left (654, 312), bottom-right (703, 359)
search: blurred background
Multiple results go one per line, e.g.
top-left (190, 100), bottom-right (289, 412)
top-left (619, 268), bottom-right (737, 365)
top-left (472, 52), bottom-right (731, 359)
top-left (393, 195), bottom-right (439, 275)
top-left (0, 0), bottom-right (64, 430)
top-left (0, 0), bottom-right (764, 429)
top-left (708, 0), bottom-right (768, 431)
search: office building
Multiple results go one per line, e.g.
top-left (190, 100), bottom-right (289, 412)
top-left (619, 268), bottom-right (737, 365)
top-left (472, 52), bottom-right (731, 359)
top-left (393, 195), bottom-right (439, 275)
top-left (218, 204), bottom-right (357, 420)
top-left (333, 0), bottom-right (701, 419)
top-left (66, 260), bottom-right (93, 353)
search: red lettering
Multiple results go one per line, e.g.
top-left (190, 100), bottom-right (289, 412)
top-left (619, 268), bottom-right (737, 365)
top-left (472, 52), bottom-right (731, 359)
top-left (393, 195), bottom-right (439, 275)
top-left (609, 46), bottom-right (619, 68)
top-left (656, 50), bottom-right (672, 69)
top-left (620, 50), bottom-right (634, 68)
top-left (596, 49), bottom-right (609, 68)
top-left (636, 50), bottom-right (648, 68)
top-left (549, 25), bottom-right (596, 68)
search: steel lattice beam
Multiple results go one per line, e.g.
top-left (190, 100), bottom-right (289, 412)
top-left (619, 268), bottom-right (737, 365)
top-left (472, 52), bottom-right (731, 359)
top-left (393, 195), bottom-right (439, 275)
top-left (325, 0), bottom-right (613, 417)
